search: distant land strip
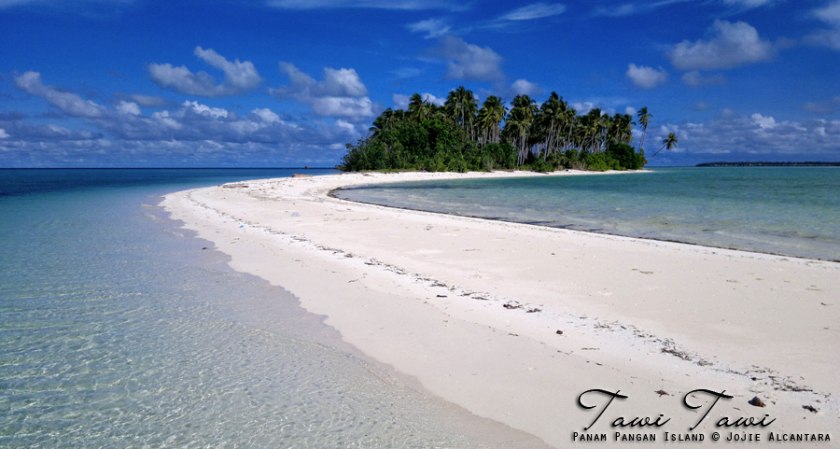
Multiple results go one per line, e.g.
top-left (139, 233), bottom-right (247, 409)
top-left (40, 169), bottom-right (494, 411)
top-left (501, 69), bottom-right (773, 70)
top-left (696, 162), bottom-right (840, 167)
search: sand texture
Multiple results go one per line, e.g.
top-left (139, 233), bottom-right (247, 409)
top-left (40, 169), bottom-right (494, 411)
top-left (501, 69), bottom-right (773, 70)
top-left (164, 171), bottom-right (839, 447)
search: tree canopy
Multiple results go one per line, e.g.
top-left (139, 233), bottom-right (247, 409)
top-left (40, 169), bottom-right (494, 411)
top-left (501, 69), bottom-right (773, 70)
top-left (340, 87), bottom-right (650, 172)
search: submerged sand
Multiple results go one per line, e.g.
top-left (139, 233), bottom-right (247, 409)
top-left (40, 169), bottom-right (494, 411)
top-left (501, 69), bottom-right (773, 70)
top-left (164, 171), bottom-right (839, 447)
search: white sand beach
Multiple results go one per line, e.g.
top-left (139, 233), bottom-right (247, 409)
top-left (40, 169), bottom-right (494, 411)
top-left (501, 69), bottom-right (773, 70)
top-left (163, 171), bottom-right (839, 447)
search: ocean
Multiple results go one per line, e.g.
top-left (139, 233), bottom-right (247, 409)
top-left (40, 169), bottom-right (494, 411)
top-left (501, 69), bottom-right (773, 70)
top-left (0, 169), bottom-right (524, 448)
top-left (335, 167), bottom-right (840, 262)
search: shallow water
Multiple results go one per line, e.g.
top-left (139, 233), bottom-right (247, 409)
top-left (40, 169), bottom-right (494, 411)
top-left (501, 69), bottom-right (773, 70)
top-left (0, 169), bottom-right (531, 448)
top-left (335, 167), bottom-right (840, 261)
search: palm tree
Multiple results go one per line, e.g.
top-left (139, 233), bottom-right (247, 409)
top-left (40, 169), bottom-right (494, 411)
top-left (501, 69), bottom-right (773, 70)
top-left (637, 107), bottom-right (652, 152)
top-left (445, 86), bottom-right (478, 136)
top-left (479, 96), bottom-right (505, 145)
top-left (505, 95), bottom-right (537, 164)
top-left (539, 92), bottom-right (568, 157)
top-left (407, 93), bottom-right (426, 121)
top-left (652, 132), bottom-right (678, 157)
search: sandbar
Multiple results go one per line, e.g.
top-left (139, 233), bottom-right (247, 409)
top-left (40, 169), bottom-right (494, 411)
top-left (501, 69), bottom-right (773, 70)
top-left (163, 171), bottom-right (839, 447)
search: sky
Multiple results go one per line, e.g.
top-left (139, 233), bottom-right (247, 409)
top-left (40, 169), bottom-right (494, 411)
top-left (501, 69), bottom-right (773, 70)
top-left (0, 0), bottom-right (838, 167)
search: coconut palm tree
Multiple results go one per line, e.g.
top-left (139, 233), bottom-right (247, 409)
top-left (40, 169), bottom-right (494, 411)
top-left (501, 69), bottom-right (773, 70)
top-left (652, 132), bottom-right (678, 157)
top-left (480, 96), bottom-right (505, 145)
top-left (539, 92), bottom-right (568, 157)
top-left (637, 107), bottom-right (652, 152)
top-left (505, 95), bottom-right (537, 164)
top-left (445, 86), bottom-right (478, 134)
top-left (407, 93), bottom-right (426, 121)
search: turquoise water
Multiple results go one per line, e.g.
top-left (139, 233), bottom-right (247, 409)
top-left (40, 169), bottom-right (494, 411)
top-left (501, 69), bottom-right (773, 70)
top-left (335, 168), bottom-right (840, 261)
top-left (0, 169), bottom-right (527, 448)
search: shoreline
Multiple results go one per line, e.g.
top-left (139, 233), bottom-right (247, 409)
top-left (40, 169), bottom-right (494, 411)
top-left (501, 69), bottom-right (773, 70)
top-left (163, 170), bottom-right (839, 448)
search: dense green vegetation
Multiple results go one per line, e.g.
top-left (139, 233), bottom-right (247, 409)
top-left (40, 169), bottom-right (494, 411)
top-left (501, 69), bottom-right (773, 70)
top-left (340, 87), bottom-right (652, 172)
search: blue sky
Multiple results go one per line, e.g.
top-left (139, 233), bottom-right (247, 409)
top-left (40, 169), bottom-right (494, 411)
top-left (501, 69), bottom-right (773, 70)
top-left (1, 0), bottom-right (838, 167)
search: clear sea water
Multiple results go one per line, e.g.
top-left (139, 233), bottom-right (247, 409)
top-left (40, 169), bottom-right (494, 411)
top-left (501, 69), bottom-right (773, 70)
top-left (0, 169), bottom-right (531, 448)
top-left (335, 167), bottom-right (840, 261)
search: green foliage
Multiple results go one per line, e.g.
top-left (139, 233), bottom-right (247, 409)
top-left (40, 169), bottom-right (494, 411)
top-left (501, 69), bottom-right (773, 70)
top-left (605, 142), bottom-right (647, 170)
top-left (340, 87), bottom-right (650, 173)
top-left (585, 153), bottom-right (621, 171)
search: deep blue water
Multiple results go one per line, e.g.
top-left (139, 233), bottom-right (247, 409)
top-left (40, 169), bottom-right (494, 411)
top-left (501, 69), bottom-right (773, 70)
top-left (0, 169), bottom-right (519, 448)
top-left (335, 167), bottom-right (840, 261)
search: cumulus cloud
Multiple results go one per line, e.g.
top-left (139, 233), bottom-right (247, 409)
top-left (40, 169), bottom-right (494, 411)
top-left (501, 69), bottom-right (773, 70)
top-left (626, 64), bottom-right (668, 89)
top-left (269, 63), bottom-right (380, 120)
top-left (668, 20), bottom-right (776, 71)
top-left (392, 94), bottom-right (411, 110)
top-left (751, 113), bottom-right (777, 129)
top-left (805, 1), bottom-right (840, 50)
top-left (499, 3), bottom-right (566, 21)
top-left (115, 101), bottom-right (141, 115)
top-left (432, 35), bottom-right (505, 81)
top-left (308, 96), bottom-right (377, 117)
top-left (407, 18), bottom-right (451, 39)
top-left (646, 113), bottom-right (840, 164)
top-left (251, 108), bottom-right (283, 123)
top-left (682, 70), bottom-right (726, 87)
top-left (15, 71), bottom-right (109, 118)
top-left (814, 0), bottom-right (840, 25)
top-left (393, 92), bottom-right (445, 110)
top-left (148, 47), bottom-right (261, 97)
top-left (571, 101), bottom-right (598, 114)
top-left (3, 70), bottom-right (366, 167)
top-left (510, 79), bottom-right (542, 96)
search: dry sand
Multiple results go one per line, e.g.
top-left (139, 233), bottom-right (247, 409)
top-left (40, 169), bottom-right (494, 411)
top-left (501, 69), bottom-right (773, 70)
top-left (163, 171), bottom-right (839, 447)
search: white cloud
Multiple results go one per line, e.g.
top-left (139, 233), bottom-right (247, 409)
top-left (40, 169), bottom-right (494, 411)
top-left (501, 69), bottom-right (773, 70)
top-left (270, 63), bottom-right (380, 120)
top-left (315, 68), bottom-right (368, 97)
top-left (393, 94), bottom-right (410, 110)
top-left (626, 64), bottom-right (669, 89)
top-left (116, 101), bottom-right (141, 115)
top-left (722, 0), bottom-right (776, 8)
top-left (433, 35), bottom-right (504, 81)
top-left (193, 47), bottom-right (261, 91)
top-left (263, 0), bottom-right (465, 11)
top-left (423, 93), bottom-right (446, 106)
top-left (751, 113), bottom-right (777, 129)
top-left (625, 106), bottom-right (637, 116)
top-left (407, 18), bottom-right (451, 39)
top-left (814, 0), bottom-right (840, 25)
top-left (182, 100), bottom-right (229, 119)
top-left (682, 70), bottom-right (726, 87)
top-left (647, 114), bottom-right (840, 163)
top-left (395, 92), bottom-right (445, 109)
top-left (510, 78), bottom-right (542, 96)
top-left (0, 0), bottom-right (136, 11)
top-left (149, 47), bottom-right (261, 97)
top-left (251, 108), bottom-right (282, 123)
top-left (805, 1), bottom-right (840, 50)
top-left (128, 94), bottom-right (168, 107)
top-left (14, 71), bottom-right (108, 118)
top-left (669, 20), bottom-right (776, 71)
top-left (499, 3), bottom-right (566, 21)
top-left (308, 96), bottom-right (378, 118)
top-left (272, 63), bottom-right (368, 98)
top-left (0, 128), bottom-right (9, 139)
top-left (572, 102), bottom-right (597, 114)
